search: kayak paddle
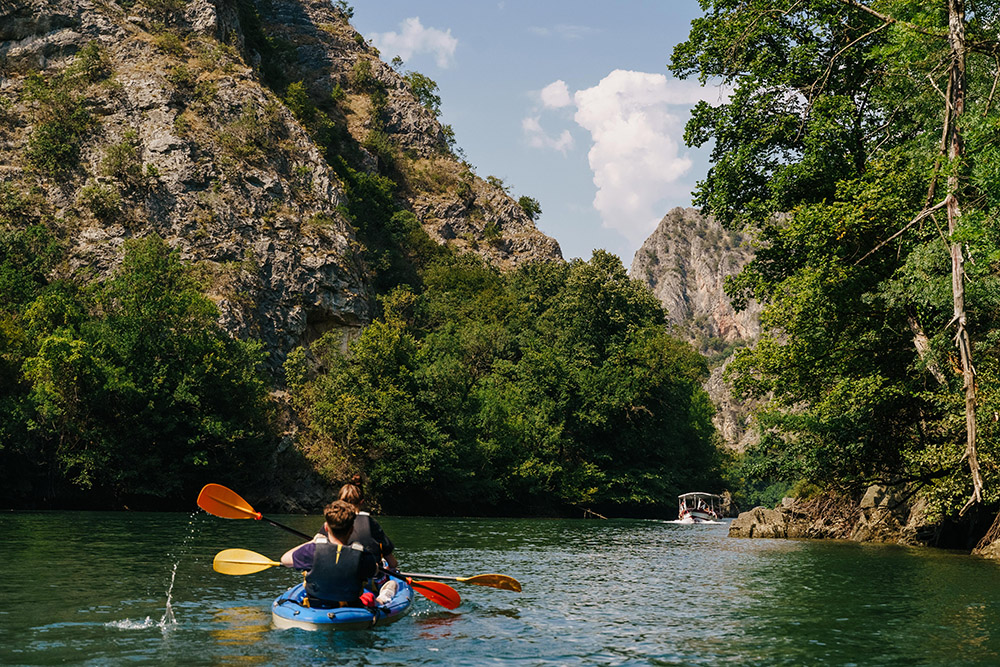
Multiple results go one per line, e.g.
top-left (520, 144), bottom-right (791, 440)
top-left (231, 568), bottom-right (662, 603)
top-left (212, 548), bottom-right (461, 610)
top-left (199, 484), bottom-right (519, 594)
top-left (214, 547), bottom-right (281, 575)
top-left (393, 570), bottom-right (522, 592)
top-left (197, 484), bottom-right (311, 540)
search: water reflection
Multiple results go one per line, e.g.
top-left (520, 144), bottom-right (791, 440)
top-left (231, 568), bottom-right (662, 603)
top-left (414, 611), bottom-right (462, 639)
top-left (211, 606), bottom-right (272, 645)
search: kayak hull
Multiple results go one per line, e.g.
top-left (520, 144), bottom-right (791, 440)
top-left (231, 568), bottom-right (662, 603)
top-left (271, 576), bottom-right (413, 631)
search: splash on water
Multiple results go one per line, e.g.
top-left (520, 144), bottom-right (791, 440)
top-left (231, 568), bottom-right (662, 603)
top-left (156, 511), bottom-right (202, 631)
top-left (106, 617), bottom-right (156, 630)
top-left (159, 561), bottom-right (179, 629)
top-left (107, 512), bottom-right (203, 632)
top-left (665, 519), bottom-right (725, 525)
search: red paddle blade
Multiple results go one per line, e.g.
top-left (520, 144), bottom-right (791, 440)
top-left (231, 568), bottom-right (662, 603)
top-left (197, 484), bottom-right (261, 520)
top-left (410, 580), bottom-right (461, 610)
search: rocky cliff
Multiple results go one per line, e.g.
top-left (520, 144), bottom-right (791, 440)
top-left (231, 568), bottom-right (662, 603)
top-left (0, 0), bottom-right (561, 371)
top-left (630, 207), bottom-right (762, 449)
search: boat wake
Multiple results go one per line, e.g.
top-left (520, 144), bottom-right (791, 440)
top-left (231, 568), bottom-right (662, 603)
top-left (665, 519), bottom-right (725, 525)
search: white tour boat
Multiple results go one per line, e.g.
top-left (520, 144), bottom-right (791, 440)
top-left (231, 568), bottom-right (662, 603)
top-left (677, 492), bottom-right (723, 523)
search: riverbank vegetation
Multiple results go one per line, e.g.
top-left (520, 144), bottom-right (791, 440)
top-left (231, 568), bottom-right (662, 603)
top-left (673, 0), bottom-right (1000, 523)
top-left (287, 251), bottom-right (721, 516)
top-left (0, 225), bottom-right (721, 513)
top-left (0, 231), bottom-right (271, 507)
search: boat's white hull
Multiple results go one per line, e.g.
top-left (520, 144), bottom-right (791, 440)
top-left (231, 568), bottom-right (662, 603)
top-left (678, 509), bottom-right (717, 524)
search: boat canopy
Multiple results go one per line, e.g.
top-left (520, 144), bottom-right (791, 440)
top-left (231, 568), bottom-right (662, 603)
top-left (678, 492), bottom-right (722, 500)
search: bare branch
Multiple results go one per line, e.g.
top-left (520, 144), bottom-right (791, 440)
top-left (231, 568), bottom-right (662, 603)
top-left (985, 54), bottom-right (1000, 116)
top-left (853, 198), bottom-right (949, 265)
top-left (810, 21), bottom-right (892, 105)
top-left (836, 0), bottom-right (947, 40)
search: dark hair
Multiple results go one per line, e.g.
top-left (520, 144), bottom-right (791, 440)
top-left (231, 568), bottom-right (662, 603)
top-left (338, 474), bottom-right (364, 509)
top-left (323, 500), bottom-right (357, 536)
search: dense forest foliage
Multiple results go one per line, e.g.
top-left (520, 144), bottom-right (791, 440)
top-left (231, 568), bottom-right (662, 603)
top-left (0, 229), bottom-right (271, 507)
top-left (286, 251), bottom-right (721, 516)
top-left (672, 0), bottom-right (1000, 519)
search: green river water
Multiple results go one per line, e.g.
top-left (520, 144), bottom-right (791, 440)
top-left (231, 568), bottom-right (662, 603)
top-left (2, 510), bottom-right (999, 665)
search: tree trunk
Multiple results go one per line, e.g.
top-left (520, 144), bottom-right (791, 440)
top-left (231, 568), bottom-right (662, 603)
top-left (946, 0), bottom-right (983, 514)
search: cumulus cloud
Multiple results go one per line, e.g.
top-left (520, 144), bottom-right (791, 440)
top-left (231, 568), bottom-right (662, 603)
top-left (522, 116), bottom-right (574, 153)
top-left (540, 80), bottom-right (572, 109)
top-left (570, 70), bottom-right (722, 243)
top-left (369, 17), bottom-right (458, 69)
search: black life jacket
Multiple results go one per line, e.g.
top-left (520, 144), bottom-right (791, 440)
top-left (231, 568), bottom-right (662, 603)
top-left (352, 512), bottom-right (383, 561)
top-left (303, 540), bottom-right (366, 605)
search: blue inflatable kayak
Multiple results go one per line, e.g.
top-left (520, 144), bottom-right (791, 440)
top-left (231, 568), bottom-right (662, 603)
top-left (271, 575), bottom-right (413, 631)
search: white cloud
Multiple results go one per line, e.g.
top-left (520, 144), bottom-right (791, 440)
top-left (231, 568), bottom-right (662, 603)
top-left (369, 17), bottom-right (458, 69)
top-left (540, 80), bottom-right (572, 109)
top-left (522, 116), bottom-right (574, 154)
top-left (570, 70), bottom-right (722, 243)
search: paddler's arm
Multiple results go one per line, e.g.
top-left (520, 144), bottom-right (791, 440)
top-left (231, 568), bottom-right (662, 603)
top-left (280, 544), bottom-right (304, 567)
top-left (281, 542), bottom-right (316, 570)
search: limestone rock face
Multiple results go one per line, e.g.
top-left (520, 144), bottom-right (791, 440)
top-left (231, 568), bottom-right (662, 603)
top-left (631, 208), bottom-right (759, 341)
top-left (0, 0), bottom-right (561, 375)
top-left (730, 487), bottom-right (945, 547)
top-left (246, 0), bottom-right (563, 269)
top-left (1, 0), bottom-right (369, 373)
top-left (729, 507), bottom-right (787, 538)
top-left (631, 208), bottom-right (762, 450)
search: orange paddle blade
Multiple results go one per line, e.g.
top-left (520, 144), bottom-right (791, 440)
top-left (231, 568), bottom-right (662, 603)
top-left (410, 580), bottom-right (461, 610)
top-left (197, 484), bottom-right (261, 520)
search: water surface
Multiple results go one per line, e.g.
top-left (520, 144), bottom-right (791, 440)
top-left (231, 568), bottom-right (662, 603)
top-left (1, 511), bottom-right (998, 665)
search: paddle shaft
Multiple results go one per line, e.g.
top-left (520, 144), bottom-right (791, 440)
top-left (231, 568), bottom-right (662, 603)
top-left (396, 571), bottom-right (460, 582)
top-left (260, 515), bottom-right (310, 541)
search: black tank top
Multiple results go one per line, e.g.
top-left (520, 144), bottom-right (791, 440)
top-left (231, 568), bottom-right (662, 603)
top-left (352, 513), bottom-right (381, 559)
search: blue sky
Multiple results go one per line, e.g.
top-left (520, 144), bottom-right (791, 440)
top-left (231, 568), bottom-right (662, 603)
top-left (351, 1), bottom-right (720, 266)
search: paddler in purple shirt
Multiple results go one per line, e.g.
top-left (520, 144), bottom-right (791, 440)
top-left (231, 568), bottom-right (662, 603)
top-left (280, 500), bottom-right (378, 608)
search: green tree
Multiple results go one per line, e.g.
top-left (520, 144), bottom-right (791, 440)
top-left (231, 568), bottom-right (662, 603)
top-left (672, 0), bottom-right (1000, 516)
top-left (13, 236), bottom-right (272, 505)
top-left (403, 71), bottom-right (441, 116)
top-left (518, 195), bottom-right (542, 221)
top-left (288, 251), bottom-right (722, 515)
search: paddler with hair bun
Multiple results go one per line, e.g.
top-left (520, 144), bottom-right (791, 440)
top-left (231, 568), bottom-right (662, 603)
top-left (338, 474), bottom-right (399, 570)
top-left (280, 500), bottom-right (378, 609)
top-left (311, 475), bottom-right (401, 605)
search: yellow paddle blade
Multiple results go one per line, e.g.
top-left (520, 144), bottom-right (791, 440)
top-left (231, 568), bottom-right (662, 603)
top-left (213, 548), bottom-right (281, 575)
top-left (458, 574), bottom-right (522, 592)
top-left (197, 484), bottom-right (261, 520)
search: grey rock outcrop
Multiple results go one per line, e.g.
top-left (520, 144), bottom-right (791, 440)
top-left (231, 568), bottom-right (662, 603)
top-left (631, 207), bottom-right (762, 450)
top-left (631, 207), bottom-right (759, 342)
top-left (730, 486), bottom-right (939, 546)
top-left (2, 0), bottom-right (369, 373)
top-left (247, 0), bottom-right (562, 268)
top-left (729, 506), bottom-right (787, 538)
